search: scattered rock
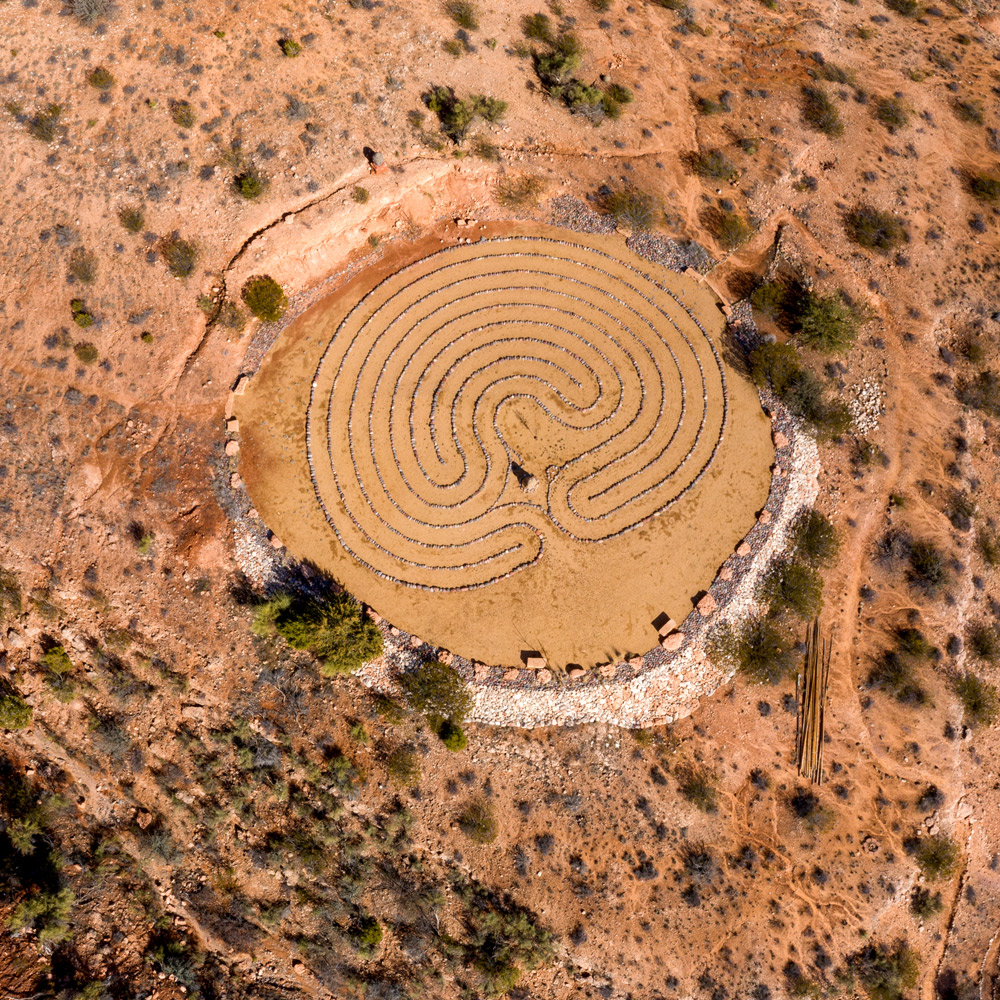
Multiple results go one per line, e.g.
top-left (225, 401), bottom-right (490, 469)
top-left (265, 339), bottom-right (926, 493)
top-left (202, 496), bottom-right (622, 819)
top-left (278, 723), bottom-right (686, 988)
top-left (225, 440), bottom-right (240, 456)
top-left (696, 592), bottom-right (717, 615)
top-left (567, 666), bottom-right (586, 679)
top-left (737, 541), bottom-right (751, 557)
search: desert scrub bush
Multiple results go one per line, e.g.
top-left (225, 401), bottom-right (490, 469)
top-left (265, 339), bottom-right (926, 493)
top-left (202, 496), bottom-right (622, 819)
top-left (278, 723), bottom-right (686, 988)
top-left (760, 557), bottom-right (824, 619)
top-left (907, 540), bottom-right (949, 596)
top-left (599, 185), bottom-right (657, 231)
top-left (953, 99), bottom-right (984, 125)
top-left (74, 342), bottom-right (98, 364)
top-left (168, 100), bottom-right (196, 128)
top-left (690, 148), bottom-right (738, 182)
top-left (977, 529), bottom-right (1000, 567)
top-left (790, 509), bottom-right (839, 566)
top-left (708, 617), bottom-right (795, 684)
top-left (966, 622), bottom-right (999, 662)
top-left (351, 185), bottom-right (369, 204)
top-left (458, 799), bottom-right (498, 843)
top-left (399, 658), bottom-right (471, 727)
top-left (849, 939), bottom-right (919, 1000)
top-left (424, 86), bottom-right (507, 144)
top-left (967, 173), bottom-right (1000, 202)
top-left (159, 234), bottom-right (198, 278)
top-left (87, 66), bottom-right (115, 90)
top-left (70, 299), bottom-right (94, 328)
top-left (253, 591), bottom-right (382, 676)
top-left (445, 0), bottom-right (479, 30)
top-left (911, 833), bottom-right (960, 881)
top-left (117, 205), bottom-right (145, 233)
top-left (67, 247), bottom-right (97, 285)
top-left (496, 173), bottom-right (546, 208)
top-left (788, 787), bottom-right (834, 831)
top-left (952, 671), bottom-right (999, 727)
top-left (0, 689), bottom-right (32, 730)
top-left (707, 209), bottom-right (752, 249)
top-left (533, 31), bottom-right (584, 86)
top-left (866, 628), bottom-right (931, 704)
top-left (385, 745), bottom-right (420, 785)
top-left (797, 291), bottom-right (860, 352)
top-left (910, 887), bottom-right (943, 918)
top-left (233, 166), bottom-right (270, 201)
top-left (218, 300), bottom-right (246, 331)
top-left (73, 0), bottom-right (111, 24)
top-left (278, 38), bottom-right (302, 57)
top-left (843, 204), bottom-right (907, 253)
top-left (26, 104), bottom-right (63, 142)
top-left (956, 369), bottom-right (1000, 416)
top-left (0, 568), bottom-right (21, 619)
top-left (351, 915), bottom-right (383, 957)
top-left (800, 85), bottom-right (843, 138)
top-left (8, 887), bottom-right (75, 945)
top-left (521, 12), bottom-right (553, 42)
top-left (675, 763), bottom-right (718, 813)
top-left (437, 718), bottom-right (468, 751)
top-left (750, 281), bottom-right (786, 319)
top-left (874, 96), bottom-right (908, 132)
top-left (241, 276), bottom-right (287, 321)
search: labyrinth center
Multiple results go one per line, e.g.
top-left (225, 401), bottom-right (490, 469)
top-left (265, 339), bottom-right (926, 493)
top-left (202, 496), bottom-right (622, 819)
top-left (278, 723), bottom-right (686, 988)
top-left (238, 224), bottom-right (774, 667)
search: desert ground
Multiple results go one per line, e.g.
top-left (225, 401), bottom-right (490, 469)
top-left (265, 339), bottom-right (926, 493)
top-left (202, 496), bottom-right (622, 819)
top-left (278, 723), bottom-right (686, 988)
top-left (1, 0), bottom-right (1000, 999)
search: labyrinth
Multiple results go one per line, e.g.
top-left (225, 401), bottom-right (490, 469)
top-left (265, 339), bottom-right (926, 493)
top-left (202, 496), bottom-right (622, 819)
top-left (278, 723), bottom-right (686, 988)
top-left (238, 223), bottom-right (773, 666)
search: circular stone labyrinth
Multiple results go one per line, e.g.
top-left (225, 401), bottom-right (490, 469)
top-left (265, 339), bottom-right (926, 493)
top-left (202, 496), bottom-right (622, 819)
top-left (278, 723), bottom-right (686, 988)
top-left (237, 223), bottom-right (774, 668)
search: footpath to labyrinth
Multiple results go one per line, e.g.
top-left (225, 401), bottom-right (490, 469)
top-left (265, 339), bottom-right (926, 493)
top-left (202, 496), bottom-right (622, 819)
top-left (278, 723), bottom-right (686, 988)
top-left (236, 223), bottom-right (777, 675)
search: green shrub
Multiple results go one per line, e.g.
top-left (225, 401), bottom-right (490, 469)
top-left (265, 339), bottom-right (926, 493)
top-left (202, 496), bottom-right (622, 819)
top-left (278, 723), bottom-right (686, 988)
top-left (168, 100), bottom-right (196, 128)
top-left (885, 0), bottom-right (920, 14)
top-left (913, 834), bottom-right (960, 881)
top-left (278, 38), bottom-right (302, 57)
top-left (709, 617), bottom-right (796, 685)
top-left (750, 281), bottom-right (786, 318)
top-left (843, 205), bottom-right (907, 253)
top-left (351, 915), bottom-right (383, 957)
top-left (907, 540), bottom-right (949, 596)
top-left (600, 186), bottom-right (656, 231)
top-left (438, 718), bottom-right (468, 751)
top-left (691, 148), bottom-right (738, 182)
top-left (233, 166), bottom-right (270, 201)
top-left (800, 85), bottom-right (843, 138)
top-left (399, 659), bottom-right (471, 726)
top-left (87, 66), bottom-right (115, 90)
top-left (952, 671), bottom-right (999, 728)
top-left (352, 185), bottom-right (370, 203)
top-left (445, 0), bottom-right (479, 30)
top-left (968, 173), bottom-right (1000, 202)
top-left (241, 275), bottom-right (288, 321)
top-left (676, 764), bottom-right (718, 813)
top-left (118, 205), bottom-right (145, 233)
top-left (253, 591), bottom-right (383, 676)
top-left (977, 529), bottom-right (1000, 567)
top-left (910, 887), bottom-right (943, 918)
top-left (953, 99), bottom-right (983, 125)
top-left (386, 746), bottom-right (421, 785)
top-left (797, 292), bottom-right (859, 353)
top-left (874, 96), bottom-right (908, 131)
top-left (159, 234), bottom-right (198, 278)
top-left (70, 299), bottom-right (94, 328)
top-left (760, 558), bottom-right (824, 619)
top-left (68, 247), bottom-right (98, 285)
top-left (967, 622), bottom-right (999, 662)
top-left (0, 691), bottom-right (32, 730)
top-left (8, 888), bottom-right (75, 945)
top-left (788, 787), bottom-right (834, 831)
top-left (74, 342), bottom-right (98, 364)
top-left (0, 568), bottom-right (21, 619)
top-left (26, 104), bottom-right (63, 142)
top-left (534, 33), bottom-right (584, 86)
top-left (956, 369), bottom-right (1000, 416)
top-left (791, 509), bottom-right (839, 566)
top-left (709, 209), bottom-right (753, 249)
top-left (425, 86), bottom-right (507, 144)
top-left (849, 940), bottom-right (919, 1000)
top-left (496, 173), bottom-right (546, 207)
top-left (458, 799), bottom-right (498, 842)
top-left (521, 12), bottom-right (553, 42)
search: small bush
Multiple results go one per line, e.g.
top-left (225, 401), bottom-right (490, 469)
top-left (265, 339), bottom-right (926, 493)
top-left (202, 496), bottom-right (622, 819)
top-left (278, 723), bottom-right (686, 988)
top-left (691, 148), bottom-right (738, 182)
top-left (522, 12), bottom-right (553, 42)
top-left (70, 299), bottom-right (94, 328)
top-left (118, 205), bottom-right (145, 233)
top-left (534, 32), bottom-right (583, 86)
top-left (968, 173), bottom-right (1000, 202)
top-left (952, 671), bottom-right (999, 728)
top-left (844, 205), bottom-right (907, 253)
top-left (399, 659), bottom-right (472, 726)
top-left (0, 690), bottom-right (32, 730)
top-left (797, 292), bottom-right (859, 353)
top-left (761, 558), bottom-right (824, 619)
top-left (8, 888), bottom-right (75, 945)
top-left (913, 834), bottom-right (960, 881)
top-left (907, 540), bottom-right (949, 596)
top-left (278, 38), bottom-right (302, 57)
top-left (74, 342), bottom-right (98, 364)
top-left (0, 568), bottom-right (21, 619)
top-left (849, 939), bottom-right (919, 1000)
top-left (977, 529), bottom-right (1000, 567)
top-left (425, 86), bottom-right (506, 144)
top-left (438, 718), bottom-right (468, 751)
top-left (233, 166), bottom-right (270, 201)
top-left (874, 96), bottom-right (907, 131)
top-left (445, 0), bottom-right (479, 30)
top-left (26, 104), bottom-right (63, 142)
top-left (967, 622), bottom-right (999, 662)
top-left (386, 746), bottom-right (421, 785)
top-left (910, 887), bottom-right (943, 918)
top-left (956, 369), bottom-right (1000, 416)
top-left (73, 0), bottom-right (111, 24)
top-left (351, 916), bottom-right (383, 957)
top-left (352, 185), bottom-right (369, 203)
top-left (87, 66), bottom-right (115, 90)
top-left (709, 617), bottom-right (796, 685)
top-left (791, 509), bottom-right (839, 566)
top-left (676, 764), bottom-right (718, 813)
top-left (885, 0), bottom-right (920, 13)
top-left (953, 100), bottom-right (984, 125)
top-left (788, 787), bottom-right (834, 831)
top-left (800, 85), bottom-right (843, 138)
top-left (159, 234), bottom-right (198, 278)
top-left (750, 281), bottom-right (786, 319)
top-left (168, 100), bottom-right (196, 128)
top-left (496, 173), bottom-right (546, 207)
top-left (458, 799), bottom-right (498, 843)
top-left (67, 247), bottom-right (98, 285)
top-left (241, 275), bottom-right (288, 321)
top-left (709, 209), bottom-right (753, 249)
top-left (600, 186), bottom-right (656, 231)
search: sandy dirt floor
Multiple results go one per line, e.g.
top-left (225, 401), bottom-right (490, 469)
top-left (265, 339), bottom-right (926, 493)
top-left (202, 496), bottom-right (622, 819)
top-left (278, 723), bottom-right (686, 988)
top-left (238, 222), bottom-right (772, 667)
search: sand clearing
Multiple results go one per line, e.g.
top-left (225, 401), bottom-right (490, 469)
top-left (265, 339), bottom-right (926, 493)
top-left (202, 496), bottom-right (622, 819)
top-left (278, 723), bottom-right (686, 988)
top-left (238, 223), bottom-right (773, 667)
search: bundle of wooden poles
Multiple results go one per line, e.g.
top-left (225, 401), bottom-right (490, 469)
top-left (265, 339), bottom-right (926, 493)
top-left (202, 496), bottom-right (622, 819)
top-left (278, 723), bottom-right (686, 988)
top-left (795, 618), bottom-right (832, 785)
